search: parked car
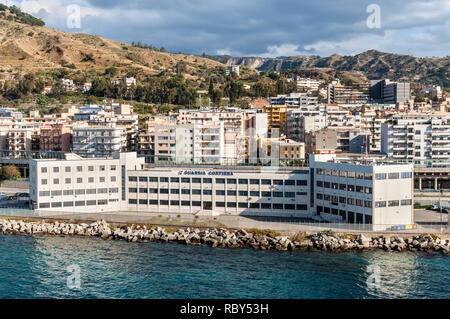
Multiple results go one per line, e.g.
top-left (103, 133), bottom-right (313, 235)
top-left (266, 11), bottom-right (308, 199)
top-left (0, 192), bottom-right (7, 201)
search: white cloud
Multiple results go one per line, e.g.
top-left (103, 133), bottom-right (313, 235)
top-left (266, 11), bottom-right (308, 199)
top-left (260, 43), bottom-right (305, 58)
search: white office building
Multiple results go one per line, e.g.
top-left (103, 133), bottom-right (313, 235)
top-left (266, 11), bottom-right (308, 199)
top-left (29, 152), bottom-right (414, 230)
top-left (310, 154), bottom-right (414, 231)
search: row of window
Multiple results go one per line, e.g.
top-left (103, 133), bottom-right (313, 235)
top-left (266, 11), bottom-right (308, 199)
top-left (128, 199), bottom-right (308, 210)
top-left (39, 199), bottom-right (119, 208)
top-left (129, 176), bottom-right (308, 186)
top-left (41, 165), bottom-right (116, 174)
top-left (375, 199), bottom-right (412, 207)
top-left (129, 188), bottom-right (307, 198)
top-left (316, 181), bottom-right (372, 194)
top-left (41, 176), bottom-right (117, 185)
top-left (316, 169), bottom-right (372, 180)
top-left (317, 206), bottom-right (372, 224)
top-left (39, 188), bottom-right (119, 197)
top-left (375, 172), bottom-right (412, 180)
top-left (316, 194), bottom-right (373, 208)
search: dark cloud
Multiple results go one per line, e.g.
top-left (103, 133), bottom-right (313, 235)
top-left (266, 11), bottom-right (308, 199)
top-left (23, 0), bottom-right (450, 57)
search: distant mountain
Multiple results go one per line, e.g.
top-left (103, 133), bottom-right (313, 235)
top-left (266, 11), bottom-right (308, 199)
top-left (226, 50), bottom-right (450, 88)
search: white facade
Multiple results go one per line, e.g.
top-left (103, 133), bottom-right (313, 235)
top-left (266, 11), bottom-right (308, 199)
top-left (28, 152), bottom-right (414, 230)
top-left (310, 154), bottom-right (414, 231)
top-left (72, 124), bottom-right (127, 158)
top-left (270, 93), bottom-right (318, 107)
top-left (381, 115), bottom-right (450, 163)
top-left (29, 153), bottom-right (145, 213)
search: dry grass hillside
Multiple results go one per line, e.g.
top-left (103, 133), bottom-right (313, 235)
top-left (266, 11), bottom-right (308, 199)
top-left (0, 16), bottom-right (224, 81)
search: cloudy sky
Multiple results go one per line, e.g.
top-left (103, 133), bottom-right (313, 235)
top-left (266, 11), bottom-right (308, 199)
top-left (6, 0), bottom-right (450, 57)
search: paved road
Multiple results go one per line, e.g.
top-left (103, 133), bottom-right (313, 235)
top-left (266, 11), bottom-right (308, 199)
top-left (414, 209), bottom-right (448, 223)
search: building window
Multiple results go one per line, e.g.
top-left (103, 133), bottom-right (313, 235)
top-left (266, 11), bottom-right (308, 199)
top-left (160, 177), bottom-right (169, 183)
top-left (65, 178), bottom-right (71, 184)
top-left (250, 179), bottom-right (260, 185)
top-left (41, 179), bottom-right (48, 185)
top-left (388, 173), bottom-right (399, 179)
top-left (77, 166), bottom-right (83, 172)
top-left (41, 167), bottom-right (47, 173)
top-left (53, 167), bottom-right (59, 173)
top-left (216, 178), bottom-right (225, 184)
top-left (261, 179), bottom-right (271, 185)
top-left (273, 204), bottom-right (283, 210)
top-left (296, 180), bottom-right (307, 186)
top-left (170, 177), bottom-right (179, 183)
top-left (203, 178), bottom-right (213, 184)
top-left (53, 179), bottom-right (59, 185)
top-left (88, 166), bottom-right (94, 172)
top-left (401, 172), bottom-right (412, 179)
top-left (139, 177), bottom-right (148, 182)
top-left (388, 200), bottom-right (399, 207)
top-left (216, 190), bottom-right (225, 196)
top-left (227, 190), bottom-right (237, 196)
top-left (129, 176), bottom-right (137, 182)
top-left (88, 177), bottom-right (94, 183)
top-left (65, 167), bottom-right (71, 173)
top-left (401, 199), bottom-right (412, 206)
top-left (192, 178), bottom-right (201, 184)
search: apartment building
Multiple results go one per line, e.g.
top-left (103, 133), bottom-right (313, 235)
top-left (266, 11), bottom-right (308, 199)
top-left (39, 123), bottom-right (72, 152)
top-left (226, 65), bottom-right (240, 76)
top-left (310, 154), bottom-right (414, 231)
top-left (60, 78), bottom-right (75, 91)
top-left (269, 93), bottom-right (318, 107)
top-left (290, 77), bottom-right (321, 91)
top-left (305, 127), bottom-right (368, 154)
top-left (72, 123), bottom-right (127, 158)
top-left (370, 79), bottom-right (411, 104)
top-left (381, 115), bottom-right (450, 163)
top-left (263, 104), bottom-right (290, 137)
top-left (285, 105), bottom-right (362, 143)
top-left (6, 125), bottom-right (40, 151)
top-left (327, 83), bottom-right (370, 105)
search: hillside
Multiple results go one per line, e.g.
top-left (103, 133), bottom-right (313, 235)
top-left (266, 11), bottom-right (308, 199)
top-left (226, 50), bottom-right (450, 88)
top-left (0, 6), bottom-right (224, 83)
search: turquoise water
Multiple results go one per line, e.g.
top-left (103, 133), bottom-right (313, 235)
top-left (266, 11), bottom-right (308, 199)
top-left (0, 234), bottom-right (449, 299)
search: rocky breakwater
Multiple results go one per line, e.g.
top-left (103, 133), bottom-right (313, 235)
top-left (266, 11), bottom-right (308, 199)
top-left (0, 219), bottom-right (448, 254)
top-left (307, 231), bottom-right (449, 254)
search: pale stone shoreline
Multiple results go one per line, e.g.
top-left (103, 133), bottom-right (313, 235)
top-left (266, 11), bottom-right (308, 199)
top-left (0, 218), bottom-right (449, 254)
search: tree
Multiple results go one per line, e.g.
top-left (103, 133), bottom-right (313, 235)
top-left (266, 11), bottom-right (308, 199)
top-left (0, 166), bottom-right (21, 180)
